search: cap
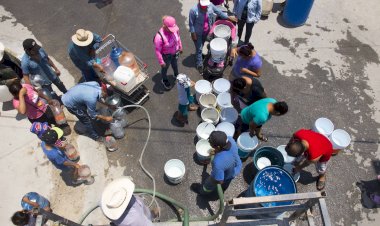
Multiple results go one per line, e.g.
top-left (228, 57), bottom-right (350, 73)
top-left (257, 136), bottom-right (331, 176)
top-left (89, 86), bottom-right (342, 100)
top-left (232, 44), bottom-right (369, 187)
top-left (0, 42), bottom-right (4, 61)
top-left (40, 129), bottom-right (59, 145)
top-left (209, 131), bottom-right (231, 149)
top-left (22, 39), bottom-right (37, 50)
top-left (51, 127), bottom-right (64, 139)
top-left (163, 16), bottom-right (179, 33)
top-left (200, 0), bottom-right (211, 6)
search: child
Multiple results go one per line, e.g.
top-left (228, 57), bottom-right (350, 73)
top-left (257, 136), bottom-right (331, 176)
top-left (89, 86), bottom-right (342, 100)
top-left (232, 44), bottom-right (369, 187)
top-left (30, 121), bottom-right (67, 149)
top-left (175, 74), bottom-right (198, 124)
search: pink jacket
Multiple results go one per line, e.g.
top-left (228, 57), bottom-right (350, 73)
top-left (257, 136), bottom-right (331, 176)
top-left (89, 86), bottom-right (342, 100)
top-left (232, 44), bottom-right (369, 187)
top-left (154, 28), bottom-right (183, 65)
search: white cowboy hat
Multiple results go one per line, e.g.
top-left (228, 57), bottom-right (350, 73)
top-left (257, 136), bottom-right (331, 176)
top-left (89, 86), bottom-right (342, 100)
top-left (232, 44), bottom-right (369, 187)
top-left (71, 29), bottom-right (94, 47)
top-left (0, 42), bottom-right (4, 61)
top-left (101, 177), bottom-right (135, 220)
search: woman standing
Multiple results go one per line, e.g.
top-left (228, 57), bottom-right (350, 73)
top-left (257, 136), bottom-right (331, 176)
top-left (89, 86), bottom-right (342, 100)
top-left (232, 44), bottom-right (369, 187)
top-left (233, 0), bottom-right (262, 44)
top-left (230, 43), bottom-right (262, 79)
top-left (153, 16), bottom-right (183, 90)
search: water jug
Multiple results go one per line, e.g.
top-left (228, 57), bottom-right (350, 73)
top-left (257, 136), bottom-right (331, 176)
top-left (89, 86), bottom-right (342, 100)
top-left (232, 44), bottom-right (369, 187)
top-left (112, 108), bottom-right (127, 120)
top-left (64, 144), bottom-right (80, 162)
top-left (40, 88), bottom-right (54, 101)
top-left (105, 136), bottom-right (118, 152)
top-left (101, 55), bottom-right (117, 79)
top-left (77, 165), bottom-right (95, 185)
top-left (50, 101), bottom-right (67, 125)
top-left (119, 51), bottom-right (140, 75)
top-left (110, 120), bottom-right (125, 139)
top-left (110, 47), bottom-right (123, 67)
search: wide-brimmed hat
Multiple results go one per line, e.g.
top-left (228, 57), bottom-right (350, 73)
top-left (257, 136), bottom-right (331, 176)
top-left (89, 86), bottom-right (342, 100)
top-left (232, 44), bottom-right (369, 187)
top-left (200, 0), bottom-right (211, 6)
top-left (0, 42), bottom-right (4, 61)
top-left (71, 29), bottom-right (94, 47)
top-left (101, 177), bottom-right (135, 220)
top-left (163, 16), bottom-right (179, 33)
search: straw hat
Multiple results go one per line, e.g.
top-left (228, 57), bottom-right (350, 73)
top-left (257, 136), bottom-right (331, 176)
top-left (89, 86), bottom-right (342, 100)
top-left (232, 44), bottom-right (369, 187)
top-left (101, 177), bottom-right (135, 220)
top-left (71, 29), bottom-right (94, 46)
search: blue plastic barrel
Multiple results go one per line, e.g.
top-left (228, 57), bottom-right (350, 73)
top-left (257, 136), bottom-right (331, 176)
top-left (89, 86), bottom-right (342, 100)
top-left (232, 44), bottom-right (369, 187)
top-left (282, 0), bottom-right (315, 27)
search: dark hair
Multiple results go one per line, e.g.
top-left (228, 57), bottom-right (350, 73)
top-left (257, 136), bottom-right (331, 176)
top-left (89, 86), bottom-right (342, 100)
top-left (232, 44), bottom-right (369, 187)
top-left (232, 78), bottom-right (246, 90)
top-left (238, 43), bottom-right (254, 57)
top-left (11, 211), bottom-right (30, 225)
top-left (8, 81), bottom-right (22, 96)
top-left (285, 140), bottom-right (305, 157)
top-left (273, 101), bottom-right (288, 115)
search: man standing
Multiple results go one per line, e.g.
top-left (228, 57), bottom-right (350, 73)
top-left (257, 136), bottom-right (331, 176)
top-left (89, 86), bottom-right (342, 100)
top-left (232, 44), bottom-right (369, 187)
top-left (0, 42), bottom-right (22, 87)
top-left (240, 97), bottom-right (288, 142)
top-left (191, 131), bottom-right (242, 195)
top-left (61, 81), bottom-right (113, 141)
top-left (21, 39), bottom-right (67, 95)
top-left (189, 0), bottom-right (237, 73)
top-left (285, 129), bottom-right (334, 191)
top-left (233, 0), bottom-right (262, 44)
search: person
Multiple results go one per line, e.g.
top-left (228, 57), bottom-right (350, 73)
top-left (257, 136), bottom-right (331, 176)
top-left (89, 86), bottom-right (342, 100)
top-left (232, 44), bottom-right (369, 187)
top-left (9, 81), bottom-right (56, 125)
top-left (189, 0), bottom-right (237, 73)
top-left (191, 131), bottom-right (242, 195)
top-left (175, 74), bottom-right (198, 124)
top-left (0, 42), bottom-right (22, 87)
top-left (30, 122), bottom-right (67, 149)
top-left (230, 43), bottom-right (262, 79)
top-left (11, 210), bottom-right (35, 226)
top-left (154, 16), bottom-right (183, 90)
top-left (240, 97), bottom-right (288, 142)
top-left (231, 77), bottom-right (267, 110)
top-left (21, 192), bottom-right (51, 212)
top-left (61, 81), bottom-right (113, 141)
top-left (101, 177), bottom-right (156, 226)
top-left (285, 129), bottom-right (334, 191)
top-left (233, 0), bottom-right (262, 44)
top-left (68, 29), bottom-right (104, 82)
top-left (21, 39), bottom-right (67, 97)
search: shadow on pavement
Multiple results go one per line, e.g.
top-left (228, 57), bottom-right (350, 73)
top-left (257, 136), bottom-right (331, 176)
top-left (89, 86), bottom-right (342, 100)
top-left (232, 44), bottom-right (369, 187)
top-left (181, 54), bottom-right (196, 68)
top-left (356, 179), bottom-right (380, 209)
top-left (298, 170), bottom-right (317, 186)
top-left (87, 0), bottom-right (113, 9)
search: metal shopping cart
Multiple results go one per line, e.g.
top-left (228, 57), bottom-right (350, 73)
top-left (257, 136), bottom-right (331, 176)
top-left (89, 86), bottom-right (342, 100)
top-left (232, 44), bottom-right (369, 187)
top-left (95, 34), bottom-right (150, 105)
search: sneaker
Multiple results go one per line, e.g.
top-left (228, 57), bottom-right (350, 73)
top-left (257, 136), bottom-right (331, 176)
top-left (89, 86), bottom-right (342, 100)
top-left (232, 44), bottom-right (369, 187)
top-left (197, 65), bottom-right (204, 74)
top-left (161, 79), bottom-right (171, 90)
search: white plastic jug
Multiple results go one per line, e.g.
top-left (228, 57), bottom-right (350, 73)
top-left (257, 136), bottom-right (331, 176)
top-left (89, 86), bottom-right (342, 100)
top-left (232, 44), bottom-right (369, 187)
top-left (210, 38), bottom-right (227, 63)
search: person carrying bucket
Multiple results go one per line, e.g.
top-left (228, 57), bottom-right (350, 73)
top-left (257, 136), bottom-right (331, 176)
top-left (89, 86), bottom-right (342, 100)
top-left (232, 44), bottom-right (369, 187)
top-left (175, 74), bottom-right (198, 124)
top-left (239, 97), bottom-right (288, 142)
top-left (191, 131), bottom-right (242, 195)
top-left (285, 129), bottom-right (334, 191)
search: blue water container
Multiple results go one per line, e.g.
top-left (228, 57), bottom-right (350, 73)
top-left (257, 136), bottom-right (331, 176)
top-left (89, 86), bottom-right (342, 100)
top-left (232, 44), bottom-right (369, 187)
top-left (110, 47), bottom-right (123, 67)
top-left (282, 0), bottom-right (315, 27)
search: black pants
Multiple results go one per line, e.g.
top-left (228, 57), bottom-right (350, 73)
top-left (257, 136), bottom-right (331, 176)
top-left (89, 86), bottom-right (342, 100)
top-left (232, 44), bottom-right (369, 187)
top-left (237, 20), bottom-right (255, 44)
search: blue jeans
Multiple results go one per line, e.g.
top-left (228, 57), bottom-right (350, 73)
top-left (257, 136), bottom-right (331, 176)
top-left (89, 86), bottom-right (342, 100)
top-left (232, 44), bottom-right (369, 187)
top-left (193, 34), bottom-right (208, 67)
top-left (66, 107), bottom-right (99, 140)
top-left (161, 53), bottom-right (179, 81)
top-left (52, 77), bottom-right (67, 93)
top-left (81, 68), bottom-right (99, 83)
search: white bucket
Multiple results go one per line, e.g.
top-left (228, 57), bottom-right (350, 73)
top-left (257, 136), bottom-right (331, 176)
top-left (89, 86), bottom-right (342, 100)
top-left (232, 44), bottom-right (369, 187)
top-left (220, 107), bottom-right (238, 124)
top-left (201, 107), bottom-right (220, 125)
top-left (277, 145), bottom-right (295, 164)
top-left (217, 92), bottom-right (232, 110)
top-left (210, 38), bottom-right (227, 63)
top-left (195, 80), bottom-right (212, 102)
top-left (214, 24), bottom-right (231, 41)
top-left (195, 139), bottom-right (212, 163)
top-left (213, 78), bottom-right (231, 95)
top-left (312, 118), bottom-right (334, 137)
top-left (329, 129), bottom-right (351, 150)
top-left (216, 122), bottom-right (235, 137)
top-left (199, 93), bottom-right (217, 109)
top-left (196, 122), bottom-right (215, 140)
top-left (237, 132), bottom-right (259, 158)
top-left (164, 159), bottom-right (186, 184)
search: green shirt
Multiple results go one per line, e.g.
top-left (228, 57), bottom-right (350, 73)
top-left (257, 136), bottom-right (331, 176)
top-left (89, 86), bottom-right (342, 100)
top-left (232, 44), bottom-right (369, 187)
top-left (240, 98), bottom-right (277, 125)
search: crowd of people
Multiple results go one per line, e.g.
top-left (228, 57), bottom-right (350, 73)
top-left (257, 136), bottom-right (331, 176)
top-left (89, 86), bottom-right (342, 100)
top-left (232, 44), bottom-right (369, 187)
top-left (0, 0), bottom-right (343, 225)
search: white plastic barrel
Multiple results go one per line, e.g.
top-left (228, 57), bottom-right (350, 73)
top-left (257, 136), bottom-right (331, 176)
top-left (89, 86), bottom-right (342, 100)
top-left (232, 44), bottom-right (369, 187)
top-left (329, 129), bottom-right (351, 150)
top-left (210, 38), bottom-right (227, 63)
top-left (195, 80), bottom-right (212, 102)
top-left (164, 159), bottom-right (186, 184)
top-left (201, 107), bottom-right (220, 125)
top-left (0, 85), bottom-right (13, 102)
top-left (214, 24), bottom-right (231, 41)
top-left (199, 93), bottom-right (217, 109)
top-left (217, 92), bottom-right (233, 110)
top-left (196, 122), bottom-right (215, 140)
top-left (212, 78), bottom-right (231, 95)
top-left (237, 132), bottom-right (259, 158)
top-left (220, 107), bottom-right (238, 124)
top-left (216, 122), bottom-right (235, 137)
top-left (312, 117), bottom-right (334, 137)
top-left (195, 139), bottom-right (212, 164)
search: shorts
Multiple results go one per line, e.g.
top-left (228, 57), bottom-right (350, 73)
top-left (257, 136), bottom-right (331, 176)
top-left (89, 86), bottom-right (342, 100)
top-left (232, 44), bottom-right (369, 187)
top-left (316, 161), bottom-right (328, 175)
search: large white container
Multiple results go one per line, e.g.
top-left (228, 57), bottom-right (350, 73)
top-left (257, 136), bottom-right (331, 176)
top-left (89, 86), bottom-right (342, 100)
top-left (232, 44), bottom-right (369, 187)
top-left (210, 38), bottom-right (227, 63)
top-left (216, 92), bottom-right (233, 110)
top-left (214, 24), bottom-right (231, 41)
top-left (113, 66), bottom-right (136, 92)
top-left (216, 122), bottom-right (235, 137)
top-left (196, 122), bottom-right (215, 140)
top-left (201, 107), bottom-right (220, 125)
top-left (312, 117), bottom-right (334, 137)
top-left (262, 0), bottom-right (274, 16)
top-left (195, 80), bottom-right (212, 102)
top-left (212, 78), bottom-right (231, 95)
top-left (0, 85), bottom-right (13, 102)
top-left (220, 107), bottom-right (238, 124)
top-left (329, 129), bottom-right (351, 150)
top-left (164, 159), bottom-right (186, 184)
top-left (195, 139), bottom-right (212, 164)
top-left (199, 93), bottom-right (217, 109)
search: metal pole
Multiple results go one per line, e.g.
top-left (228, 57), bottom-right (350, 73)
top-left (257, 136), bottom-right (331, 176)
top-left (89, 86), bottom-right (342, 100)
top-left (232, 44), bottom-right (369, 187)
top-left (318, 198), bottom-right (332, 226)
top-left (33, 208), bottom-right (84, 226)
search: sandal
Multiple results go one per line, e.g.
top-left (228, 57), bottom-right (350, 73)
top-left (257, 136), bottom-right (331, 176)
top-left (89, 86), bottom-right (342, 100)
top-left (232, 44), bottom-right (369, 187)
top-left (258, 135), bottom-right (268, 142)
top-left (316, 177), bottom-right (326, 191)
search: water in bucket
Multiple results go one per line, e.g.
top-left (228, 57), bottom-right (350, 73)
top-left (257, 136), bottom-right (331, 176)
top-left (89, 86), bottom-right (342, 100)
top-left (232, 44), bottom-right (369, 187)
top-left (195, 80), bottom-right (212, 102)
top-left (237, 132), bottom-right (259, 158)
top-left (253, 146), bottom-right (284, 170)
top-left (196, 122), bottom-right (215, 140)
top-left (313, 117), bottom-right (334, 137)
top-left (212, 78), bottom-right (231, 95)
top-left (257, 157), bottom-right (271, 170)
top-left (214, 24), bottom-right (231, 40)
top-left (210, 38), bottom-right (227, 63)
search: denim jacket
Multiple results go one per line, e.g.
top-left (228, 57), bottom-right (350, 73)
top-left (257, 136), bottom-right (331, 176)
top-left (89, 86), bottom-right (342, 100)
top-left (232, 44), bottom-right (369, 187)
top-left (233, 0), bottom-right (262, 23)
top-left (189, 4), bottom-right (228, 35)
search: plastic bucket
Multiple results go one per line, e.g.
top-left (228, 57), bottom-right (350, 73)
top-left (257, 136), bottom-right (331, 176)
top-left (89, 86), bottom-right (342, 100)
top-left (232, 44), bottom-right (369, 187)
top-left (253, 146), bottom-right (284, 171)
top-left (164, 159), bottom-right (186, 184)
top-left (201, 107), bottom-right (220, 125)
top-left (216, 92), bottom-right (232, 110)
top-left (195, 139), bottom-right (212, 164)
top-left (237, 132), bottom-right (259, 158)
top-left (329, 129), bottom-right (351, 150)
top-left (199, 93), bottom-right (217, 109)
top-left (196, 122), bottom-right (215, 140)
top-left (220, 107), bottom-right (238, 124)
top-left (195, 80), bottom-right (212, 102)
top-left (214, 24), bottom-right (231, 41)
top-left (210, 38), bottom-right (227, 63)
top-left (216, 122), bottom-right (235, 137)
top-left (277, 145), bottom-right (295, 164)
top-left (212, 78), bottom-right (231, 95)
top-left (312, 117), bottom-right (334, 137)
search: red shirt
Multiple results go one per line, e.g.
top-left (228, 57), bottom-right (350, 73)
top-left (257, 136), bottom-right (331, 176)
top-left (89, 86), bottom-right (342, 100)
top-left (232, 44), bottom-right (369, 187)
top-left (294, 129), bottom-right (333, 162)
